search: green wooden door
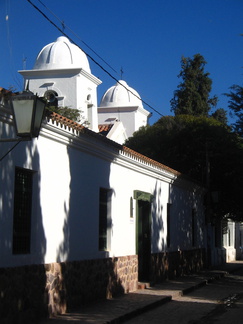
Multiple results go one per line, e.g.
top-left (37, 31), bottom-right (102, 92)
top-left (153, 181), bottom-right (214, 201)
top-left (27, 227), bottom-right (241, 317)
top-left (137, 199), bottom-right (151, 282)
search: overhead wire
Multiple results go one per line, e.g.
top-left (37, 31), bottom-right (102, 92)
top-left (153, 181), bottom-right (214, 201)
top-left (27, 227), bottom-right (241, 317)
top-left (5, 0), bottom-right (23, 90)
top-left (26, 0), bottom-right (163, 118)
top-left (37, 0), bottom-right (118, 75)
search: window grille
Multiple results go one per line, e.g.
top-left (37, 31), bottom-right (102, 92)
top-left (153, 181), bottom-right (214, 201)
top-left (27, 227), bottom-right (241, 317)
top-left (99, 188), bottom-right (111, 251)
top-left (192, 208), bottom-right (196, 247)
top-left (12, 167), bottom-right (33, 254)
top-left (167, 203), bottom-right (172, 248)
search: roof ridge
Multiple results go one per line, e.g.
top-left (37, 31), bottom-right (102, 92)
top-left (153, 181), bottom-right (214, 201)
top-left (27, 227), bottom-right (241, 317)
top-left (122, 146), bottom-right (181, 176)
top-left (46, 111), bottom-right (122, 148)
top-left (47, 112), bottom-right (86, 132)
top-left (47, 112), bottom-right (189, 180)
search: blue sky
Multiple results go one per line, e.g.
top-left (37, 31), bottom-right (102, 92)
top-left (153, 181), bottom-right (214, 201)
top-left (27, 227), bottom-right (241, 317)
top-left (0, 0), bottom-right (242, 125)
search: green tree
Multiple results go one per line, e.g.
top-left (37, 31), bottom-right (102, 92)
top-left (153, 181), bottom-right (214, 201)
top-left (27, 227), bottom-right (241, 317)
top-left (224, 84), bottom-right (243, 136)
top-left (171, 54), bottom-right (217, 116)
top-left (211, 108), bottom-right (228, 125)
top-left (46, 106), bottom-right (84, 124)
top-left (126, 115), bottom-right (243, 221)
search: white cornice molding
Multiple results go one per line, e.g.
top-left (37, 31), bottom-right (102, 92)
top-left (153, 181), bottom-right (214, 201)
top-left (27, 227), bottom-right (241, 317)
top-left (80, 69), bottom-right (102, 85)
top-left (41, 119), bottom-right (120, 163)
top-left (19, 68), bottom-right (82, 77)
top-left (98, 105), bottom-right (150, 116)
top-left (98, 106), bottom-right (138, 113)
top-left (19, 68), bottom-right (102, 86)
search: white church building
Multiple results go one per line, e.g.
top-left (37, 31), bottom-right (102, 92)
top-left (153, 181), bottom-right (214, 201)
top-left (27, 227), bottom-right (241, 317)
top-left (19, 36), bottom-right (151, 144)
top-left (0, 36), bottom-right (228, 322)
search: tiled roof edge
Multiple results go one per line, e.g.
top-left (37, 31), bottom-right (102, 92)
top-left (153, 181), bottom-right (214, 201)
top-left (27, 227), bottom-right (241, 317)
top-left (122, 146), bottom-right (181, 176)
top-left (47, 112), bottom-right (198, 184)
top-left (46, 112), bottom-right (122, 149)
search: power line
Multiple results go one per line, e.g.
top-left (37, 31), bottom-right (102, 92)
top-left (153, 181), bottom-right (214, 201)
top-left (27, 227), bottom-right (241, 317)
top-left (5, 0), bottom-right (23, 90)
top-left (26, 0), bottom-right (163, 118)
top-left (37, 0), bottom-right (118, 75)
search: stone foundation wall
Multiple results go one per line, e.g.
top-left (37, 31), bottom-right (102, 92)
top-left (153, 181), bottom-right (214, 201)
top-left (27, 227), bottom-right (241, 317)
top-left (0, 250), bottom-right (205, 323)
top-left (151, 248), bottom-right (206, 283)
top-left (0, 264), bottom-right (48, 324)
top-left (46, 255), bottom-right (138, 314)
top-left (0, 255), bottom-right (138, 323)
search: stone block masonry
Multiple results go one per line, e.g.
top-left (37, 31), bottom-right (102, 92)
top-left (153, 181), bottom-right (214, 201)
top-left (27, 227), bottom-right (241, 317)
top-left (51, 255), bottom-right (138, 313)
top-left (0, 250), bottom-right (205, 323)
top-left (0, 264), bottom-right (48, 324)
top-left (0, 255), bottom-right (138, 323)
top-left (151, 248), bottom-right (206, 283)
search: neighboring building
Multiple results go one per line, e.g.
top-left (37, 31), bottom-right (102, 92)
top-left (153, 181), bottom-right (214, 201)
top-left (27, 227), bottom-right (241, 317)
top-left (0, 36), bottom-right (206, 322)
top-left (98, 79), bottom-right (151, 142)
top-left (222, 219), bottom-right (243, 262)
top-left (209, 218), bottom-right (243, 265)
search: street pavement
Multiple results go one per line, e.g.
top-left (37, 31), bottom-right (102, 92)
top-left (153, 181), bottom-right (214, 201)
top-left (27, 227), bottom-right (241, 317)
top-left (125, 263), bottom-right (243, 324)
top-left (39, 261), bottom-right (243, 324)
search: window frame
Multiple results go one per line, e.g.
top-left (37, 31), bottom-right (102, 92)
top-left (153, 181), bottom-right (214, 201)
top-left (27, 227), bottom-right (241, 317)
top-left (12, 167), bottom-right (34, 255)
top-left (167, 203), bottom-right (172, 248)
top-left (98, 187), bottom-right (112, 251)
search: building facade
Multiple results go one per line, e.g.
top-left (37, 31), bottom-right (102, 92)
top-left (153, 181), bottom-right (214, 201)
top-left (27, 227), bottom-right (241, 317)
top-left (0, 36), bottom-right (207, 322)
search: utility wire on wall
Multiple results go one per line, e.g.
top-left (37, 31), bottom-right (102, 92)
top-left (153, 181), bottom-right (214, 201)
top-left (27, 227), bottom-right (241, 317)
top-left (26, 0), bottom-right (163, 118)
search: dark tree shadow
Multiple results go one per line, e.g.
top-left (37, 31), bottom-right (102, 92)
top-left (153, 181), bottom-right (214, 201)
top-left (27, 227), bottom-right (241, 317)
top-left (151, 175), bottom-right (206, 283)
top-left (0, 105), bottom-right (47, 323)
top-left (54, 136), bottom-right (125, 313)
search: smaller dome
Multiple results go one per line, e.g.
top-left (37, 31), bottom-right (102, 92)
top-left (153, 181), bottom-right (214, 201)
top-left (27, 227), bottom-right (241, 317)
top-left (33, 36), bottom-right (90, 72)
top-left (99, 80), bottom-right (143, 108)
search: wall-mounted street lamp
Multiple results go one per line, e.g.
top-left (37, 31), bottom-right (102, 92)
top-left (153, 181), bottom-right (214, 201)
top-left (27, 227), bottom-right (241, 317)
top-left (0, 90), bottom-right (46, 162)
top-left (0, 90), bottom-right (46, 142)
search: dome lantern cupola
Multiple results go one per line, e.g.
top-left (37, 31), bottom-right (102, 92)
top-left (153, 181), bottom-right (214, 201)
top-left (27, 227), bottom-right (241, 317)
top-left (98, 80), bottom-right (151, 140)
top-left (99, 80), bottom-right (143, 108)
top-left (19, 36), bottom-right (101, 132)
top-left (33, 36), bottom-right (91, 72)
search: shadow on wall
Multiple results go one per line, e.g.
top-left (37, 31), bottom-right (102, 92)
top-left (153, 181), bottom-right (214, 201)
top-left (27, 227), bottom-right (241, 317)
top-left (151, 176), bottom-right (206, 282)
top-left (0, 127), bottom-right (47, 323)
top-left (46, 260), bottom-right (127, 315)
top-left (50, 139), bottom-right (127, 314)
top-left (152, 181), bottom-right (165, 253)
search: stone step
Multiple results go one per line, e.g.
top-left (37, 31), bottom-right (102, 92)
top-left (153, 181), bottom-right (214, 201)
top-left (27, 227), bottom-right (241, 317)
top-left (137, 282), bottom-right (153, 289)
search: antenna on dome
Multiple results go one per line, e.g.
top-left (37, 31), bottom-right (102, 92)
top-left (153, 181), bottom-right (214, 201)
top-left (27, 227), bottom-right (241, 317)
top-left (23, 55), bottom-right (27, 70)
top-left (120, 67), bottom-right (124, 80)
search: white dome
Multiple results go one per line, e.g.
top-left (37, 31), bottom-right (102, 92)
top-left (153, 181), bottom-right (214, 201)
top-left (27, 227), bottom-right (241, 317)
top-left (33, 36), bottom-right (90, 72)
top-left (99, 80), bottom-right (143, 108)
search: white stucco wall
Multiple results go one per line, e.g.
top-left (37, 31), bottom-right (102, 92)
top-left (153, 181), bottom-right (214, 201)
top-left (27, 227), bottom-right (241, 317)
top-left (0, 115), bottom-right (206, 268)
top-left (98, 106), bottom-right (150, 139)
top-left (98, 107), bottom-right (136, 138)
top-left (20, 69), bottom-right (101, 132)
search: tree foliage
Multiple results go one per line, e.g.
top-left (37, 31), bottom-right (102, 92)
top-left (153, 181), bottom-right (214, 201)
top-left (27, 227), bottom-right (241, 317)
top-left (126, 115), bottom-right (243, 221)
top-left (171, 54), bottom-right (217, 116)
top-left (225, 84), bottom-right (243, 136)
top-left (45, 106), bottom-right (83, 123)
top-left (211, 108), bottom-right (228, 125)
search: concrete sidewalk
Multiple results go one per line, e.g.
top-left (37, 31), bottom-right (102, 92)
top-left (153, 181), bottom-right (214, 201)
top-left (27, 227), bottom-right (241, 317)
top-left (40, 261), bottom-right (243, 324)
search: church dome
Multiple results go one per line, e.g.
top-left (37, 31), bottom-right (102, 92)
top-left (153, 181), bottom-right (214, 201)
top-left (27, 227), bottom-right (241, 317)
top-left (99, 80), bottom-right (143, 108)
top-left (33, 36), bottom-right (90, 72)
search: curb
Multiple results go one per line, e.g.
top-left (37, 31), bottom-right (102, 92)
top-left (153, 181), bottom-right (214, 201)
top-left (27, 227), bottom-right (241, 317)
top-left (180, 271), bottom-right (228, 296)
top-left (108, 270), bottom-right (231, 323)
top-left (107, 296), bottom-right (172, 324)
